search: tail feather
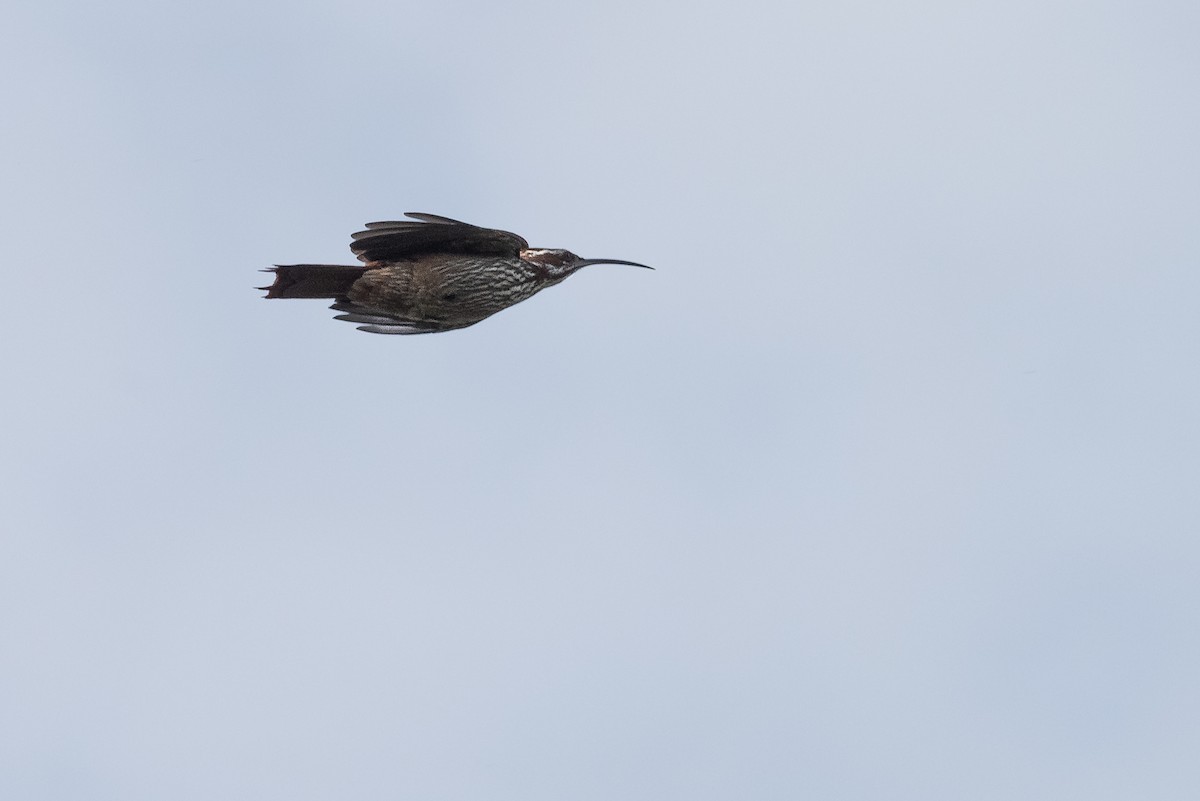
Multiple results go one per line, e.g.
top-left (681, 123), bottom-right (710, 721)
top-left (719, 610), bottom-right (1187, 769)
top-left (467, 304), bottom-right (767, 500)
top-left (261, 264), bottom-right (365, 299)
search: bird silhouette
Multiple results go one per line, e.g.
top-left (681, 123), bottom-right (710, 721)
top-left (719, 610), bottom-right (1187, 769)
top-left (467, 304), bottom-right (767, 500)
top-left (261, 213), bottom-right (652, 334)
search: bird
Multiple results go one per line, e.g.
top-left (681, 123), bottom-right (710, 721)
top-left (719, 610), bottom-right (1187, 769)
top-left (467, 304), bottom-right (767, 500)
top-left (260, 212), bottom-right (652, 335)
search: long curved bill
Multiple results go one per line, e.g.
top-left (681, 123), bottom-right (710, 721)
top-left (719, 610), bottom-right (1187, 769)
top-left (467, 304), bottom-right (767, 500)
top-left (573, 258), bottom-right (654, 270)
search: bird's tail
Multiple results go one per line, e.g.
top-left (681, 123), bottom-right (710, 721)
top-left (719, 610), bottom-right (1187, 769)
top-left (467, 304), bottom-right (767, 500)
top-left (260, 264), bottom-right (366, 299)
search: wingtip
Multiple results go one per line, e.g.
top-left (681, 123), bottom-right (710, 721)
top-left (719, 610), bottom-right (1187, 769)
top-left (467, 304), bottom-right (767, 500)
top-left (403, 212), bottom-right (470, 225)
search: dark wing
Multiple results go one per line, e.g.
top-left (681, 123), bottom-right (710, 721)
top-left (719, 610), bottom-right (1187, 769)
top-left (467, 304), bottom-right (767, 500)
top-left (349, 212), bottom-right (529, 264)
top-left (328, 301), bottom-right (473, 336)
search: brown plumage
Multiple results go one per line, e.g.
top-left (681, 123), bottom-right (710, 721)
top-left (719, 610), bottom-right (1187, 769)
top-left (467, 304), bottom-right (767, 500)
top-left (261, 213), bottom-right (652, 335)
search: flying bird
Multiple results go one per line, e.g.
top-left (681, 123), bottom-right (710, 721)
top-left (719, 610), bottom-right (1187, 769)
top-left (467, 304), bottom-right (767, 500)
top-left (261, 213), bottom-right (652, 334)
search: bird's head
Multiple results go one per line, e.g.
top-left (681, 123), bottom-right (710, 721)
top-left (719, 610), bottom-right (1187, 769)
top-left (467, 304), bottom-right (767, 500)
top-left (521, 248), bottom-right (653, 279)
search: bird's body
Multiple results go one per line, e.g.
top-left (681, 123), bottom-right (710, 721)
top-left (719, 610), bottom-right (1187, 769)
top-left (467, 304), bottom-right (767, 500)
top-left (261, 213), bottom-right (651, 335)
top-left (345, 254), bottom-right (561, 330)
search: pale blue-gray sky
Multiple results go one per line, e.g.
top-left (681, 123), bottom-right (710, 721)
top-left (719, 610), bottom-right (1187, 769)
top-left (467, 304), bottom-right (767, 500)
top-left (2, 1), bottom-right (1198, 799)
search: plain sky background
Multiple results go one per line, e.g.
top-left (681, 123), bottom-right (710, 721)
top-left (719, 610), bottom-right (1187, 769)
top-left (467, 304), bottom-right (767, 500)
top-left (2, 0), bottom-right (1198, 798)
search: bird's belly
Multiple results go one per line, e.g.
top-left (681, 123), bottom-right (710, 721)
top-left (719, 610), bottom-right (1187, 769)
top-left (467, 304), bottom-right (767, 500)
top-left (348, 261), bottom-right (546, 325)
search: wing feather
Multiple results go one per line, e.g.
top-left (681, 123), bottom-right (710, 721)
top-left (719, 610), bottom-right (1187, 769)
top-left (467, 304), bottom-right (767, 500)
top-left (349, 212), bottom-right (529, 263)
top-left (327, 301), bottom-right (466, 335)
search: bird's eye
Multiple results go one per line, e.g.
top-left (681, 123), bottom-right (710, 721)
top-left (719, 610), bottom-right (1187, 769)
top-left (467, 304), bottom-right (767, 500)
top-left (442, 292), bottom-right (459, 301)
